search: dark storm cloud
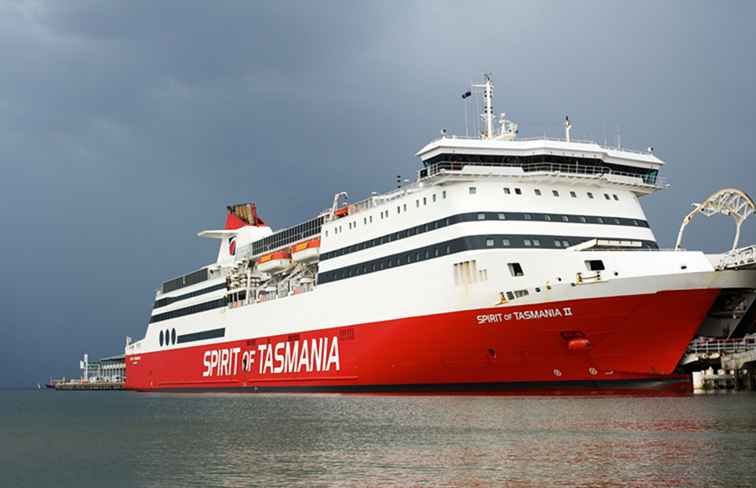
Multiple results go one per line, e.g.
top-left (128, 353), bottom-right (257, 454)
top-left (1, 1), bottom-right (754, 386)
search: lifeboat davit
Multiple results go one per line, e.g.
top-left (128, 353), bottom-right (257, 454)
top-left (256, 251), bottom-right (291, 274)
top-left (292, 239), bottom-right (320, 263)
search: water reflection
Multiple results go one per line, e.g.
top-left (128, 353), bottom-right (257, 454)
top-left (2, 391), bottom-right (755, 487)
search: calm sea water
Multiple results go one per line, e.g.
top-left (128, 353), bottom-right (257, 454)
top-left (2, 390), bottom-right (756, 487)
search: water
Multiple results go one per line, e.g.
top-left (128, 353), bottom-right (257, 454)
top-left (2, 391), bottom-right (756, 487)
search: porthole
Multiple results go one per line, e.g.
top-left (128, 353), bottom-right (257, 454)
top-left (159, 330), bottom-right (164, 347)
top-left (171, 329), bottom-right (176, 345)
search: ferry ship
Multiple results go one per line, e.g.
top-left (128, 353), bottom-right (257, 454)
top-left (124, 75), bottom-right (756, 393)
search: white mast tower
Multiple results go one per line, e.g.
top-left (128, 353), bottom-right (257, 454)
top-left (473, 74), bottom-right (495, 139)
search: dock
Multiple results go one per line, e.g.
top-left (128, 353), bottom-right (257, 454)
top-left (53, 381), bottom-right (123, 391)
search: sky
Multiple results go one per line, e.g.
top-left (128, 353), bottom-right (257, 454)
top-left (1, 1), bottom-right (754, 387)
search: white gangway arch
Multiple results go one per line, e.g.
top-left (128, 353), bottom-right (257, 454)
top-left (674, 188), bottom-right (755, 251)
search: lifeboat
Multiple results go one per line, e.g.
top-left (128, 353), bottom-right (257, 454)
top-left (292, 239), bottom-right (320, 263)
top-left (256, 251), bottom-right (291, 274)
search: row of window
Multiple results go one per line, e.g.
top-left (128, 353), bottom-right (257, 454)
top-left (328, 190), bottom-right (449, 236)
top-left (485, 186), bottom-right (620, 201)
top-left (329, 184), bottom-right (624, 240)
top-left (419, 154), bottom-right (659, 185)
top-left (150, 298), bottom-right (227, 323)
top-left (248, 215), bottom-right (325, 256)
top-left (162, 267), bottom-right (210, 294)
top-left (320, 211), bottom-right (649, 261)
top-left (317, 234), bottom-right (656, 284)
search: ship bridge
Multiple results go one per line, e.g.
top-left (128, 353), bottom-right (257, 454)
top-left (416, 74), bottom-right (665, 195)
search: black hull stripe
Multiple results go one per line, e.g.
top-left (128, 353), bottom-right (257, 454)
top-left (135, 377), bottom-right (690, 395)
top-left (317, 234), bottom-right (658, 285)
top-left (321, 211), bottom-right (649, 261)
top-left (154, 282), bottom-right (227, 309)
top-left (177, 327), bottom-right (225, 344)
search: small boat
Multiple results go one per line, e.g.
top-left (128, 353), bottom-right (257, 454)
top-left (291, 239), bottom-right (320, 263)
top-left (256, 251), bottom-right (291, 273)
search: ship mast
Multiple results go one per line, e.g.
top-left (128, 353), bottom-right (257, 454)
top-left (473, 73), bottom-right (494, 140)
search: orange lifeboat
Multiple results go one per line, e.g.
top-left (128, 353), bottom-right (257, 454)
top-left (292, 239), bottom-right (320, 263)
top-left (256, 250), bottom-right (291, 274)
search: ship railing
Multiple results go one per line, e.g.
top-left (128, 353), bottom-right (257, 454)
top-left (717, 245), bottom-right (756, 270)
top-left (423, 161), bottom-right (666, 188)
top-left (426, 135), bottom-right (655, 156)
top-left (431, 135), bottom-right (653, 156)
top-left (687, 336), bottom-right (756, 355)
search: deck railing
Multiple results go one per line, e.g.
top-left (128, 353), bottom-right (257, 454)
top-left (687, 336), bottom-right (756, 355)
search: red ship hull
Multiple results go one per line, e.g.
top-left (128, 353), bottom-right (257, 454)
top-left (125, 288), bottom-right (718, 394)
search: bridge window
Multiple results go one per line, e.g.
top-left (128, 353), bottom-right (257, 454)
top-left (524, 239), bottom-right (532, 246)
top-left (486, 239), bottom-right (495, 247)
top-left (532, 239), bottom-right (541, 247)
top-left (561, 215), bottom-right (569, 222)
top-left (478, 213), bottom-right (485, 220)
